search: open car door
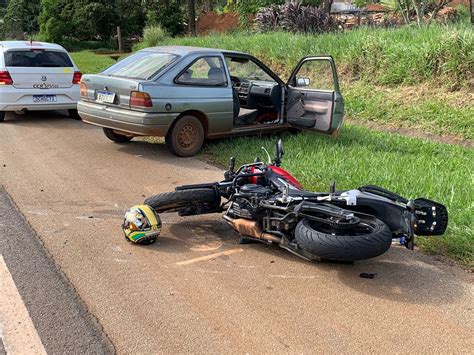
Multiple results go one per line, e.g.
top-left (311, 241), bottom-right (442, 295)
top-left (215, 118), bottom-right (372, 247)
top-left (285, 56), bottom-right (344, 134)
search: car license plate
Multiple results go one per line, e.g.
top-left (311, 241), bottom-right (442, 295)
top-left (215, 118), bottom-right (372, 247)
top-left (33, 95), bottom-right (57, 103)
top-left (96, 91), bottom-right (116, 104)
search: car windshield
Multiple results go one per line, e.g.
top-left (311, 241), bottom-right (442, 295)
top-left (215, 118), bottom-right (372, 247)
top-left (225, 56), bottom-right (275, 83)
top-left (5, 50), bottom-right (73, 67)
top-left (103, 51), bottom-right (179, 80)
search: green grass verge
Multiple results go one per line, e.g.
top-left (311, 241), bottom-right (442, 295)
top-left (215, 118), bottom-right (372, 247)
top-left (344, 81), bottom-right (474, 140)
top-left (199, 126), bottom-right (473, 268)
top-left (70, 51), bottom-right (116, 75)
top-left (160, 25), bottom-right (474, 89)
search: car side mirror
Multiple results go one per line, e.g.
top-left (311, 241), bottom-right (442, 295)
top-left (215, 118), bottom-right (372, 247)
top-left (296, 77), bottom-right (310, 87)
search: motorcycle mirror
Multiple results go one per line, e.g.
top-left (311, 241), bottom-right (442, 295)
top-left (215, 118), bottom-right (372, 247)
top-left (275, 139), bottom-right (284, 158)
top-left (229, 157), bottom-right (236, 172)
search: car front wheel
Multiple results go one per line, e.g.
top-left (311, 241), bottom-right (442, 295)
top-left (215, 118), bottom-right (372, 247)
top-left (103, 128), bottom-right (133, 143)
top-left (165, 115), bottom-right (204, 157)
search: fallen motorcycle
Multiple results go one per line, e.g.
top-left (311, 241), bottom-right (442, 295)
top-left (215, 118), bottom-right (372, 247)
top-left (140, 140), bottom-right (448, 262)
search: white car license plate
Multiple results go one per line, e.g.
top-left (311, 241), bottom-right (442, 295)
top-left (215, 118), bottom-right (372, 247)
top-left (33, 95), bottom-right (57, 103)
top-left (96, 91), bottom-right (116, 104)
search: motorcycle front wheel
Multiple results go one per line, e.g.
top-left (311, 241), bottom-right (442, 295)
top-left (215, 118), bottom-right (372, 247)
top-left (144, 188), bottom-right (219, 213)
top-left (295, 216), bottom-right (392, 261)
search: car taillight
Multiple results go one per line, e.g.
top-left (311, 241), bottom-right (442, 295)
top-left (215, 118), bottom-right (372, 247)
top-left (0, 71), bottom-right (13, 85)
top-left (130, 91), bottom-right (152, 108)
top-left (80, 83), bottom-right (88, 97)
top-left (73, 71), bottom-right (82, 84)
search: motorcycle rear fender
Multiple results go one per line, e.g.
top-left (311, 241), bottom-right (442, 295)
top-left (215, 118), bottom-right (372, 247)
top-left (339, 189), bottom-right (412, 237)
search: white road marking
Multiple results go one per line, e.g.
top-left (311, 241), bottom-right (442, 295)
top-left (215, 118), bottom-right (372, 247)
top-left (0, 255), bottom-right (47, 355)
top-left (176, 248), bottom-right (244, 266)
top-left (270, 274), bottom-right (317, 279)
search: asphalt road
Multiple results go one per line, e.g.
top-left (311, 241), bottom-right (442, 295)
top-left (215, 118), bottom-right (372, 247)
top-left (0, 111), bottom-right (472, 353)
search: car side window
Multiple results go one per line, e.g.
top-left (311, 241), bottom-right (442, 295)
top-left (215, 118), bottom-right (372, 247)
top-left (294, 59), bottom-right (335, 91)
top-left (176, 56), bottom-right (227, 86)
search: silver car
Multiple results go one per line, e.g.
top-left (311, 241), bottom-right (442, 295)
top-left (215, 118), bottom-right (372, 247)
top-left (78, 46), bottom-right (344, 156)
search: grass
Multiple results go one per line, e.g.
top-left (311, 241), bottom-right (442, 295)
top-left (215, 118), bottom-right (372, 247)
top-left (160, 25), bottom-right (474, 89)
top-left (199, 126), bottom-right (473, 268)
top-left (70, 51), bottom-right (117, 75)
top-left (344, 81), bottom-right (474, 140)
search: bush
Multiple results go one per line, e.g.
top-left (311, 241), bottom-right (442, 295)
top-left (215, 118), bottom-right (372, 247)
top-left (256, 1), bottom-right (336, 34)
top-left (143, 26), bottom-right (169, 48)
top-left (146, 1), bottom-right (185, 37)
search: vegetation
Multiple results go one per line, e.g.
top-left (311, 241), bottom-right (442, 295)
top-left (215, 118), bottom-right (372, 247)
top-left (70, 51), bottom-right (116, 74)
top-left (159, 25), bottom-right (473, 89)
top-left (158, 25), bottom-right (473, 139)
top-left (2, 0), bottom-right (40, 38)
top-left (142, 26), bottom-right (169, 48)
top-left (199, 128), bottom-right (473, 268)
top-left (255, 1), bottom-right (336, 34)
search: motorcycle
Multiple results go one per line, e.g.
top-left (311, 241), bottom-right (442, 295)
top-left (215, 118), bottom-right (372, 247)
top-left (144, 140), bottom-right (448, 262)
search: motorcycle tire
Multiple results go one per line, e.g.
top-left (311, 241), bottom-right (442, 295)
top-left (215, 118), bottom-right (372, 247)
top-left (144, 188), bottom-right (218, 213)
top-left (295, 216), bottom-right (392, 261)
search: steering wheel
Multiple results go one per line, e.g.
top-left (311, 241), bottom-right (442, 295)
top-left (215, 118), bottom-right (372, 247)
top-left (230, 76), bottom-right (241, 87)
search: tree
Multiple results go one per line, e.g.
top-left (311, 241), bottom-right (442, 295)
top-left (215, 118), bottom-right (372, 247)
top-left (145, 0), bottom-right (185, 36)
top-left (396, 0), bottom-right (450, 26)
top-left (3, 0), bottom-right (40, 37)
top-left (39, 0), bottom-right (117, 42)
top-left (188, 0), bottom-right (196, 35)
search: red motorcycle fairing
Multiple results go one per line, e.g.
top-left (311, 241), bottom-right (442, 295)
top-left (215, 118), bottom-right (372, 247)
top-left (250, 165), bottom-right (303, 190)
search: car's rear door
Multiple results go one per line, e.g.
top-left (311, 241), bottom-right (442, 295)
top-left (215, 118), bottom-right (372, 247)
top-left (5, 48), bottom-right (75, 90)
top-left (285, 56), bottom-right (344, 134)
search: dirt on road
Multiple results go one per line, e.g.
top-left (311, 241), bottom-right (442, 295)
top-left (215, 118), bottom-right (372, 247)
top-left (0, 112), bottom-right (472, 353)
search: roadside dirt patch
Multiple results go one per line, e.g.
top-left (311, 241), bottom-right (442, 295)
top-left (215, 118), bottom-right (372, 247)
top-left (197, 12), bottom-right (240, 35)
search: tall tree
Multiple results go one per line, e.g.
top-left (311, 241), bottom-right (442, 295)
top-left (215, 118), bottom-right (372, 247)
top-left (188, 0), bottom-right (196, 35)
top-left (3, 0), bottom-right (40, 36)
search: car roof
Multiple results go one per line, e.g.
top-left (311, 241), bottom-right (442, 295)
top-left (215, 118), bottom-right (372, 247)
top-left (140, 45), bottom-right (247, 56)
top-left (0, 41), bottom-right (67, 52)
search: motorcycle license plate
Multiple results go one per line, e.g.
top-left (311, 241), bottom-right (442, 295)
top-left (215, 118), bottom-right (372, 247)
top-left (33, 95), bottom-right (57, 103)
top-left (96, 91), bottom-right (115, 103)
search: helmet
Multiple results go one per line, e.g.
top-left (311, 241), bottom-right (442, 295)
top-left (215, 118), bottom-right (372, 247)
top-left (122, 205), bottom-right (161, 244)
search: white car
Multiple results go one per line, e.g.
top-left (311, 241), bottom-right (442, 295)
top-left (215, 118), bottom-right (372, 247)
top-left (0, 41), bottom-right (81, 122)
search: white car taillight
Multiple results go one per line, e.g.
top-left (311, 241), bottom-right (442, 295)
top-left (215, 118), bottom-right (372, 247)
top-left (73, 71), bottom-right (82, 84)
top-left (0, 71), bottom-right (13, 85)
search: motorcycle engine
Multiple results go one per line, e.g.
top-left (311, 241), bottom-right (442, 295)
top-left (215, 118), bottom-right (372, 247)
top-left (229, 184), bottom-right (272, 219)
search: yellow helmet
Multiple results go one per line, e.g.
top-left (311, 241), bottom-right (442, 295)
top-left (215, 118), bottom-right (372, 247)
top-left (122, 205), bottom-right (161, 244)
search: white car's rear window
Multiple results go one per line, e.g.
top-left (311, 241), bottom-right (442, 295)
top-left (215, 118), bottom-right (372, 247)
top-left (5, 49), bottom-right (73, 68)
top-left (103, 52), bottom-right (178, 80)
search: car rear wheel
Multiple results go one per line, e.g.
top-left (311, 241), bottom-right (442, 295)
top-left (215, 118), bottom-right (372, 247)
top-left (103, 128), bottom-right (133, 143)
top-left (0, 112), bottom-right (5, 122)
top-left (68, 109), bottom-right (81, 120)
top-left (165, 115), bottom-right (204, 157)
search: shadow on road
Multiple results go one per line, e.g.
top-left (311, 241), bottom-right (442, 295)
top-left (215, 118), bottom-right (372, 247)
top-left (162, 217), bottom-right (466, 306)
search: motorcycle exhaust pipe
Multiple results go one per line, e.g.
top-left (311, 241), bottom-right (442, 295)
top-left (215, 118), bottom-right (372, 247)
top-left (223, 215), bottom-right (281, 244)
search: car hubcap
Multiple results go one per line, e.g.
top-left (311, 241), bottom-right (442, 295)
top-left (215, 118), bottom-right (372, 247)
top-left (178, 124), bottom-right (197, 149)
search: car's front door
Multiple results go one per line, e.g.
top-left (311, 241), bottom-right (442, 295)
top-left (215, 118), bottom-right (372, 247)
top-left (285, 56), bottom-right (344, 134)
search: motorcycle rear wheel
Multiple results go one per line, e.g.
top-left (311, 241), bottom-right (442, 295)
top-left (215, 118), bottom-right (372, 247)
top-left (144, 188), bottom-right (218, 213)
top-left (295, 216), bottom-right (392, 261)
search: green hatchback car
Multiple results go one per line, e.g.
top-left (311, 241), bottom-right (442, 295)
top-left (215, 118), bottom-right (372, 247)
top-left (78, 46), bottom-right (344, 157)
